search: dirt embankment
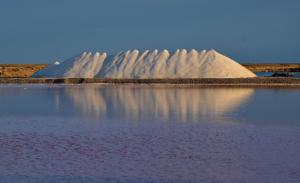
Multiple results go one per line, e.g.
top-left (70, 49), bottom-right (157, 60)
top-left (0, 63), bottom-right (300, 78)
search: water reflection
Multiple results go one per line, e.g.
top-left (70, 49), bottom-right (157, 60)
top-left (65, 85), bottom-right (254, 122)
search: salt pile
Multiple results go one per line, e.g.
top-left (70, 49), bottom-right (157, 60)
top-left (33, 49), bottom-right (256, 78)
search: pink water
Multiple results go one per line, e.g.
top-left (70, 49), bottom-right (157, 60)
top-left (0, 85), bottom-right (299, 183)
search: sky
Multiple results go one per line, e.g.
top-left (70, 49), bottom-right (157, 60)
top-left (0, 0), bottom-right (299, 63)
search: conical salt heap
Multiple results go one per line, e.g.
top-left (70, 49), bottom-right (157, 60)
top-left (33, 49), bottom-right (256, 78)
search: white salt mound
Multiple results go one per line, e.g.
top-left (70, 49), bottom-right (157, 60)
top-left (33, 49), bottom-right (256, 78)
top-left (54, 61), bottom-right (60, 65)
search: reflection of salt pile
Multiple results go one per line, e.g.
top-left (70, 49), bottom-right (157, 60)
top-left (65, 86), bottom-right (254, 121)
top-left (33, 49), bottom-right (256, 78)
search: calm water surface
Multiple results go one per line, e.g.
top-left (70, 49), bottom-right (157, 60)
top-left (0, 85), bottom-right (299, 183)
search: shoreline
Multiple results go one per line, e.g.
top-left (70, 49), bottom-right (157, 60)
top-left (1, 77), bottom-right (300, 88)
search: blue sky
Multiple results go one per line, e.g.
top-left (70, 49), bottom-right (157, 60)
top-left (0, 0), bottom-right (299, 63)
